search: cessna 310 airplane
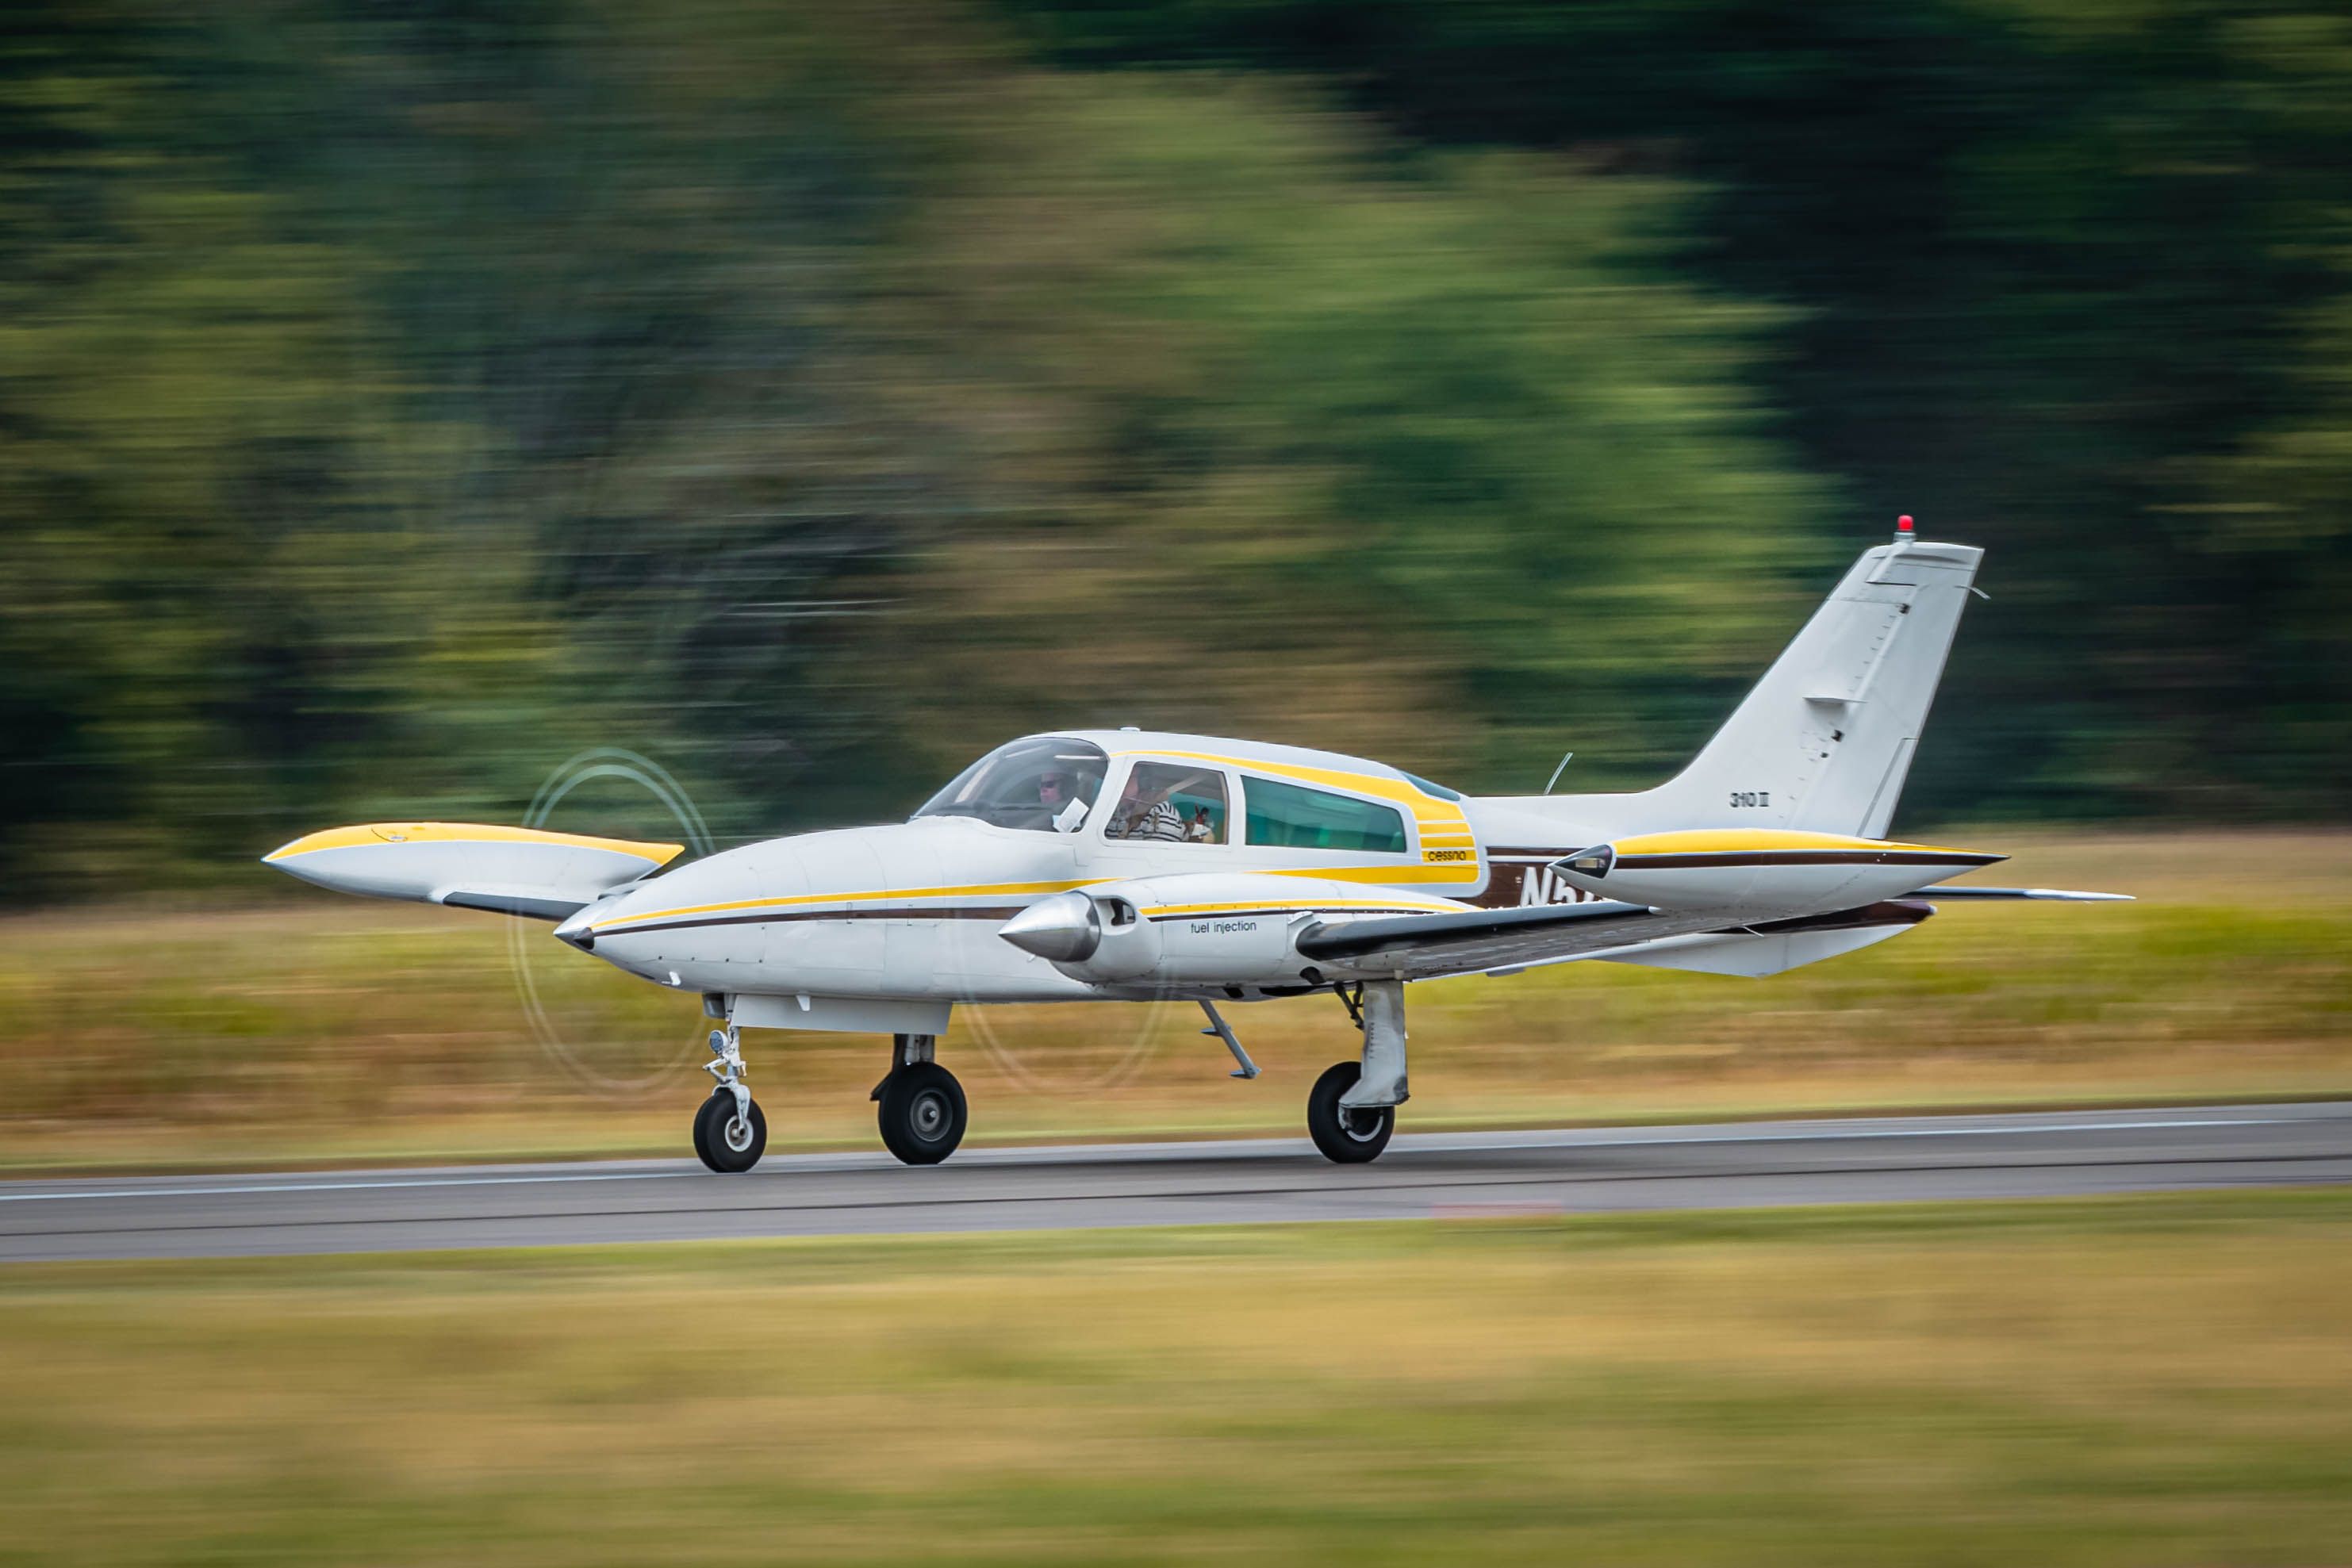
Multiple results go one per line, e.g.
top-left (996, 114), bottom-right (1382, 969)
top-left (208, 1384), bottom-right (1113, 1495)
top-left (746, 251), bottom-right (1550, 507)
top-left (266, 521), bottom-right (2125, 1171)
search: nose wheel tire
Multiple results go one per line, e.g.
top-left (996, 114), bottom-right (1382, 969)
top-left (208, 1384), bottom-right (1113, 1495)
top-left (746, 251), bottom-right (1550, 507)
top-left (878, 1061), bottom-right (968, 1166)
top-left (1307, 1061), bottom-right (1395, 1164)
top-left (693, 1091), bottom-right (767, 1174)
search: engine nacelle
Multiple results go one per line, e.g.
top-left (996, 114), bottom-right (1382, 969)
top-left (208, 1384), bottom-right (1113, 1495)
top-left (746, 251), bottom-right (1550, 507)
top-left (997, 873), bottom-right (1450, 988)
top-left (1548, 829), bottom-right (2002, 917)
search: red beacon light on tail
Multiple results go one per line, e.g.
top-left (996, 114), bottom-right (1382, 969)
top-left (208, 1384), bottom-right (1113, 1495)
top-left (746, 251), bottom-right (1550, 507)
top-left (1894, 513), bottom-right (1916, 543)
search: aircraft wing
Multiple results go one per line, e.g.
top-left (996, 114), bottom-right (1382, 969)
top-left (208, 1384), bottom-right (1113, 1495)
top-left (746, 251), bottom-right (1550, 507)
top-left (1295, 899), bottom-right (1667, 981)
top-left (1295, 881), bottom-right (2129, 984)
top-left (263, 823), bottom-right (682, 919)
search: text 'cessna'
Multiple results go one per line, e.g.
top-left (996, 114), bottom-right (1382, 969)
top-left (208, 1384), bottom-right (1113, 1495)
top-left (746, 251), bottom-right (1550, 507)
top-left (265, 523), bottom-right (2126, 1172)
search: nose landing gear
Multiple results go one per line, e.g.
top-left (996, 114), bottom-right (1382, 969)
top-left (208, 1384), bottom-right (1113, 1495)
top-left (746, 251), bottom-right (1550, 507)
top-left (693, 1088), bottom-right (767, 1173)
top-left (693, 1023), bottom-right (767, 1173)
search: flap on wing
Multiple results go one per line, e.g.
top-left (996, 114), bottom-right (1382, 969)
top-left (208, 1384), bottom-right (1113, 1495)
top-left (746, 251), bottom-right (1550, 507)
top-left (437, 888), bottom-right (594, 922)
top-left (1296, 899), bottom-right (1660, 979)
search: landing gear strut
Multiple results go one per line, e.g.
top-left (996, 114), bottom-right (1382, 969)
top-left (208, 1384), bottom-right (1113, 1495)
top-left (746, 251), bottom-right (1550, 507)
top-left (693, 1022), bottom-right (767, 1173)
top-left (1308, 980), bottom-right (1406, 1164)
top-left (873, 1033), bottom-right (966, 1166)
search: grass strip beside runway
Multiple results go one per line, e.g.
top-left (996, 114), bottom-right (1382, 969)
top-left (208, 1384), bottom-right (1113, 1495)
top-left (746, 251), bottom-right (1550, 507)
top-left (3, 1190), bottom-right (2349, 1565)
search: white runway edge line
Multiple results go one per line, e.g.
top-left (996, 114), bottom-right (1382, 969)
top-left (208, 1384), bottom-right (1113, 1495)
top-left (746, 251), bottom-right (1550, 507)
top-left (1, 1106), bottom-right (2333, 1206)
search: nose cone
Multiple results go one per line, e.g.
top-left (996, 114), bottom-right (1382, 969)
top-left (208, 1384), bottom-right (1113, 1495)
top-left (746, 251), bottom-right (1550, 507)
top-left (998, 891), bottom-right (1102, 962)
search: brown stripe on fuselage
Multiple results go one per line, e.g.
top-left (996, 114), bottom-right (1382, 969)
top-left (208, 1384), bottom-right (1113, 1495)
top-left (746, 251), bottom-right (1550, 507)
top-left (1144, 907), bottom-right (1431, 924)
top-left (600, 906), bottom-right (1030, 938)
top-left (1617, 850), bottom-right (2000, 871)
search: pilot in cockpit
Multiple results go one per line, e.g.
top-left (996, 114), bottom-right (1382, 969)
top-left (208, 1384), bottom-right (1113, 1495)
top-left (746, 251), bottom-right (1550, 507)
top-left (1036, 769), bottom-right (1080, 826)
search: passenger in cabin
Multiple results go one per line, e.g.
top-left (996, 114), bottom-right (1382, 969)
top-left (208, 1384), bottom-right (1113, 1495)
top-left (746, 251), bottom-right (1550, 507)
top-left (1109, 770), bottom-right (1187, 842)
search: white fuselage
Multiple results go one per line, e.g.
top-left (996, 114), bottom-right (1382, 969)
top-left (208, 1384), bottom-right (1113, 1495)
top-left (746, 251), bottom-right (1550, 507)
top-left (578, 816), bottom-right (1495, 1006)
top-left (564, 731), bottom-right (1991, 1016)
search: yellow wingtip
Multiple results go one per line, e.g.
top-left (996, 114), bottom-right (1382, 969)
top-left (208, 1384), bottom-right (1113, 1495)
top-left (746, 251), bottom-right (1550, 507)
top-left (262, 822), bottom-right (686, 865)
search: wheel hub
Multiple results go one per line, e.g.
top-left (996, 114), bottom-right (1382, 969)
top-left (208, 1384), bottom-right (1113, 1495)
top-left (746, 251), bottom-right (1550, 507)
top-left (911, 1089), bottom-right (949, 1140)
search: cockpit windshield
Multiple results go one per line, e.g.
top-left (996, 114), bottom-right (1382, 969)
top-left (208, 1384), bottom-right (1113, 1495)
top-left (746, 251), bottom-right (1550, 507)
top-left (912, 737), bottom-right (1109, 832)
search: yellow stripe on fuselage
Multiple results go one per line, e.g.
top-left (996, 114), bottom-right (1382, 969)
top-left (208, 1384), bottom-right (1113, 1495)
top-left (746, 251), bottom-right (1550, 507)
top-left (264, 822), bottom-right (685, 865)
top-left (591, 878), bottom-right (1114, 933)
top-left (1265, 865), bottom-right (1487, 887)
top-left (596, 867), bottom-right (1489, 934)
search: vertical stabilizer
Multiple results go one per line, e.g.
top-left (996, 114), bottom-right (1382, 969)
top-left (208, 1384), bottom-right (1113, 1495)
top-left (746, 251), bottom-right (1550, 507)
top-left (1494, 537), bottom-right (1983, 838)
top-left (1653, 538), bottom-right (1981, 835)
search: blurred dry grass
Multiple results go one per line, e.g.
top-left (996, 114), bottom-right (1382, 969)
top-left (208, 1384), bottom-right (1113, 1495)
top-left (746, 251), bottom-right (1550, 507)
top-left (1, 827), bottom-right (2345, 1172)
top-left (1, 1192), bottom-right (2348, 1564)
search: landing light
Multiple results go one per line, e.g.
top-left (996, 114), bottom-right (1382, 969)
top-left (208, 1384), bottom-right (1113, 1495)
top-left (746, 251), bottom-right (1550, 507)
top-left (1560, 845), bottom-right (1613, 879)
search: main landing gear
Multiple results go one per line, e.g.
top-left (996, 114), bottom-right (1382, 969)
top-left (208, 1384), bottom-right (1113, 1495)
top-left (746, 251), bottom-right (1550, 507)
top-left (693, 1023), bottom-right (767, 1174)
top-left (1306, 979), bottom-right (1408, 1164)
top-left (872, 1033), bottom-right (967, 1166)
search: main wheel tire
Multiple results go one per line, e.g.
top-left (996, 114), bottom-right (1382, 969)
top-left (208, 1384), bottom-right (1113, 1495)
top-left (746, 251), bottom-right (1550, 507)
top-left (1306, 1061), bottom-right (1395, 1164)
top-left (693, 1090), bottom-right (767, 1174)
top-left (877, 1061), bottom-right (967, 1166)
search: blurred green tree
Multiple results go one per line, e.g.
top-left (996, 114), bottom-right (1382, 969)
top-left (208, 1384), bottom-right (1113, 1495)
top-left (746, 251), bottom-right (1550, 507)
top-left (1005, 0), bottom-right (2352, 819)
top-left (3, 0), bottom-right (2346, 896)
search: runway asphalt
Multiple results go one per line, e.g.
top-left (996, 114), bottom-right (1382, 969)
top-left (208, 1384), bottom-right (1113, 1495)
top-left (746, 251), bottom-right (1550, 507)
top-left (4, 1101), bottom-right (2348, 1262)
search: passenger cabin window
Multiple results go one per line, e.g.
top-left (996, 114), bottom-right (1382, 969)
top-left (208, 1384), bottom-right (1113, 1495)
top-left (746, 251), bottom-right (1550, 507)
top-left (1242, 776), bottom-right (1408, 853)
top-left (912, 737), bottom-right (1108, 832)
top-left (1107, 761), bottom-right (1228, 844)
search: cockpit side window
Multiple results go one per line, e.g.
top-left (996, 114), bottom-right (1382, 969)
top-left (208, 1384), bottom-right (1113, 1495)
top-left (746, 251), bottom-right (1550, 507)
top-left (913, 738), bottom-right (1109, 832)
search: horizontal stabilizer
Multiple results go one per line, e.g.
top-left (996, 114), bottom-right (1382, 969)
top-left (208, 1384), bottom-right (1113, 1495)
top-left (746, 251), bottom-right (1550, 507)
top-left (1911, 886), bottom-right (2132, 902)
top-left (1594, 922), bottom-right (1914, 977)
